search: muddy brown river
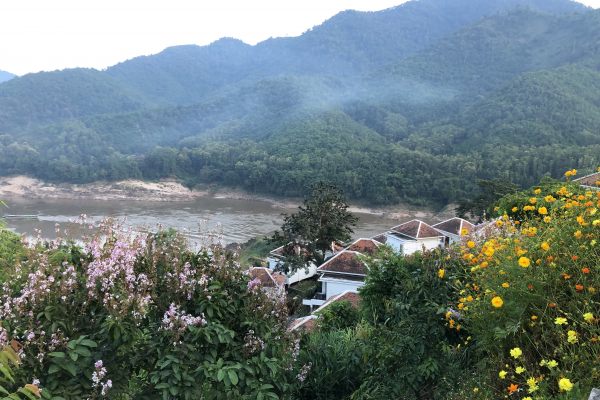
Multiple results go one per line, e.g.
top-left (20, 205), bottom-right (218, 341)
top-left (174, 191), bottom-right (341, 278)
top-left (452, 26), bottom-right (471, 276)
top-left (0, 196), bottom-right (418, 245)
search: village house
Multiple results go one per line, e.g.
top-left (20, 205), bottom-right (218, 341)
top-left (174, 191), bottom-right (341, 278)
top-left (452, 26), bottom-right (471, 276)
top-left (266, 245), bottom-right (319, 286)
top-left (376, 219), bottom-right (446, 255)
top-left (302, 238), bottom-right (382, 307)
top-left (433, 217), bottom-right (474, 245)
top-left (246, 267), bottom-right (286, 295)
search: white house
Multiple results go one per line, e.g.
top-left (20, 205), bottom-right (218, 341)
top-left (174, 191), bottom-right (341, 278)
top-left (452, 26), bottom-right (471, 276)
top-left (433, 217), bottom-right (474, 245)
top-left (266, 245), bottom-right (318, 286)
top-left (378, 219), bottom-right (446, 255)
top-left (317, 250), bottom-right (368, 299)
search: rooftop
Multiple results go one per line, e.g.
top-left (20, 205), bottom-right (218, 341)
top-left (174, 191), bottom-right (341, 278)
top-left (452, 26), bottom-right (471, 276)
top-left (345, 238), bottom-right (382, 255)
top-left (433, 217), bottom-right (474, 236)
top-left (390, 219), bottom-right (444, 240)
top-left (317, 250), bottom-right (367, 276)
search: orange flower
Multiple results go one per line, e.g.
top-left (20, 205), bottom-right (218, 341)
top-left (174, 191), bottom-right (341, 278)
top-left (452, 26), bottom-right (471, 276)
top-left (582, 267), bottom-right (591, 274)
top-left (508, 383), bottom-right (519, 394)
top-left (576, 284), bottom-right (584, 292)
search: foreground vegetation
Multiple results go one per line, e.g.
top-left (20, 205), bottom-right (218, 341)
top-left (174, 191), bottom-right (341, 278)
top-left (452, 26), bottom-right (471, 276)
top-left (0, 170), bottom-right (598, 399)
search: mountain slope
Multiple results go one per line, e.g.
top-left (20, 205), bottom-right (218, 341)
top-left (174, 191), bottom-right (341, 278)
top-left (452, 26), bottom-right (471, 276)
top-left (0, 70), bottom-right (14, 84)
top-left (0, 69), bottom-right (151, 131)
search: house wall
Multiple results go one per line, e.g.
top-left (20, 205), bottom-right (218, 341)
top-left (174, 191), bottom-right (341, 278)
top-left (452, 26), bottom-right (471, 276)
top-left (384, 234), bottom-right (405, 254)
top-left (403, 238), bottom-right (443, 255)
top-left (267, 257), bottom-right (317, 285)
top-left (320, 277), bottom-right (365, 299)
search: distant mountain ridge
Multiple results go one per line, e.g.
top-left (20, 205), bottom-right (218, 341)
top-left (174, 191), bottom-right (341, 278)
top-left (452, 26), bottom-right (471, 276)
top-left (0, 70), bottom-right (15, 83)
top-left (0, 0), bottom-right (598, 205)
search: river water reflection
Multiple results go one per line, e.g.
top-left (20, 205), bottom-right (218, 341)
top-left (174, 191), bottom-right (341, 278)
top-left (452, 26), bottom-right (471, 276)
top-left (0, 196), bottom-right (412, 245)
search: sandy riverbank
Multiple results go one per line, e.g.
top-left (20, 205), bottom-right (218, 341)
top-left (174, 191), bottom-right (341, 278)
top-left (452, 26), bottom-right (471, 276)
top-left (0, 175), bottom-right (454, 221)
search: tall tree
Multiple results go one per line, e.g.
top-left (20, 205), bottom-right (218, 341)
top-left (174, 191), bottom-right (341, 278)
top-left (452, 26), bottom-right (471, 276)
top-left (271, 182), bottom-right (357, 269)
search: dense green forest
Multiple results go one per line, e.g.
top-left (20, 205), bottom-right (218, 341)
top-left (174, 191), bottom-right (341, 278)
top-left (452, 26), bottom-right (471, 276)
top-left (0, 0), bottom-right (599, 205)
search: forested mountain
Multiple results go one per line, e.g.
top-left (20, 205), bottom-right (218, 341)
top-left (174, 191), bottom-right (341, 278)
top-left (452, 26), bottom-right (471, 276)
top-left (0, 70), bottom-right (14, 83)
top-left (0, 0), bottom-right (598, 205)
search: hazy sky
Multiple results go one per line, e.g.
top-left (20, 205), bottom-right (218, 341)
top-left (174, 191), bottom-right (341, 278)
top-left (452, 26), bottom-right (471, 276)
top-left (1, 0), bottom-right (599, 75)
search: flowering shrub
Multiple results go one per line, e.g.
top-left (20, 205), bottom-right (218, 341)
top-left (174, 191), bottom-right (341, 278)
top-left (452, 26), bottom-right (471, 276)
top-left (450, 172), bottom-right (600, 398)
top-left (0, 221), bottom-right (297, 399)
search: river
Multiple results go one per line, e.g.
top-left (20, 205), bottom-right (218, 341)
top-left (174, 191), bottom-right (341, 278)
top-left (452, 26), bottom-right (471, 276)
top-left (0, 196), bottom-right (419, 245)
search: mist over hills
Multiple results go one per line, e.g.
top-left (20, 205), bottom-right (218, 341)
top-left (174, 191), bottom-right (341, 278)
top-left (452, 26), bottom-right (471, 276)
top-left (0, 0), bottom-right (599, 205)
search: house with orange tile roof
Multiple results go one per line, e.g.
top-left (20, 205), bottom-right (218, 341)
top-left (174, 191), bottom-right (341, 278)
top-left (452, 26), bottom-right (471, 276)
top-left (433, 217), bottom-right (474, 244)
top-left (379, 219), bottom-right (446, 255)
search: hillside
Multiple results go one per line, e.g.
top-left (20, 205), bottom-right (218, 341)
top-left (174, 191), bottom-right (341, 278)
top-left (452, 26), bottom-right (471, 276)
top-left (0, 70), bottom-right (14, 83)
top-left (0, 0), bottom-right (598, 205)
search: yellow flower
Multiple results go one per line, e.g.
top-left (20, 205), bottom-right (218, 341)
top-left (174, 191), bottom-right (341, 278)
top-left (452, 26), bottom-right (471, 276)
top-left (534, 188), bottom-right (541, 194)
top-left (437, 269), bottom-right (445, 279)
top-left (501, 282), bottom-right (510, 288)
top-left (544, 195), bottom-right (556, 202)
top-left (574, 230), bottom-right (583, 239)
top-left (515, 366), bottom-right (526, 374)
top-left (558, 377), bottom-right (573, 392)
top-left (523, 397), bottom-right (533, 400)
top-left (583, 312), bottom-right (594, 323)
top-left (499, 370), bottom-right (508, 379)
top-left (460, 228), bottom-right (469, 236)
top-left (527, 377), bottom-right (539, 393)
top-left (541, 242), bottom-right (550, 251)
top-left (529, 197), bottom-right (537, 204)
top-left (511, 206), bottom-right (518, 213)
top-left (467, 241), bottom-right (475, 248)
top-left (547, 360), bottom-right (558, 369)
top-left (518, 257), bottom-right (531, 268)
top-left (538, 206), bottom-right (548, 215)
top-left (491, 296), bottom-right (504, 308)
top-left (555, 317), bottom-right (568, 325)
top-left (543, 216), bottom-right (552, 223)
top-left (567, 330), bottom-right (578, 344)
top-left (510, 347), bottom-right (522, 359)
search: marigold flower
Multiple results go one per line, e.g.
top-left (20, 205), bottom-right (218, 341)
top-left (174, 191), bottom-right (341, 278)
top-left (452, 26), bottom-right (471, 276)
top-left (555, 317), bottom-right (568, 325)
top-left (518, 257), bottom-right (531, 268)
top-left (508, 383), bottom-right (519, 394)
top-left (538, 207), bottom-right (548, 215)
top-left (531, 315), bottom-right (538, 320)
top-left (511, 206), bottom-right (518, 213)
top-left (499, 370), bottom-right (508, 379)
top-left (501, 282), bottom-right (510, 288)
top-left (583, 312), bottom-right (594, 323)
top-left (437, 269), bottom-right (445, 279)
top-left (541, 242), bottom-right (550, 251)
top-left (491, 296), bottom-right (504, 308)
top-left (567, 330), bottom-right (578, 344)
top-left (546, 360), bottom-right (558, 369)
top-left (574, 230), bottom-right (583, 239)
top-left (467, 241), bottom-right (475, 249)
top-left (509, 347), bottom-right (522, 359)
top-left (529, 197), bottom-right (537, 204)
top-left (575, 284), bottom-right (584, 292)
top-left (582, 267), bottom-right (590, 274)
top-left (558, 377), bottom-right (573, 392)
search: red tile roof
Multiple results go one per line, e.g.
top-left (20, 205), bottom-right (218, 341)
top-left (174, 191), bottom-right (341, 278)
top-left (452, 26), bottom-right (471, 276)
top-left (390, 219), bottom-right (444, 239)
top-left (345, 238), bottom-right (382, 255)
top-left (247, 267), bottom-right (285, 288)
top-left (315, 291), bottom-right (361, 313)
top-left (288, 315), bottom-right (317, 332)
top-left (575, 172), bottom-right (600, 188)
top-left (433, 218), bottom-right (474, 236)
top-left (317, 251), bottom-right (367, 275)
top-left (372, 234), bottom-right (387, 244)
